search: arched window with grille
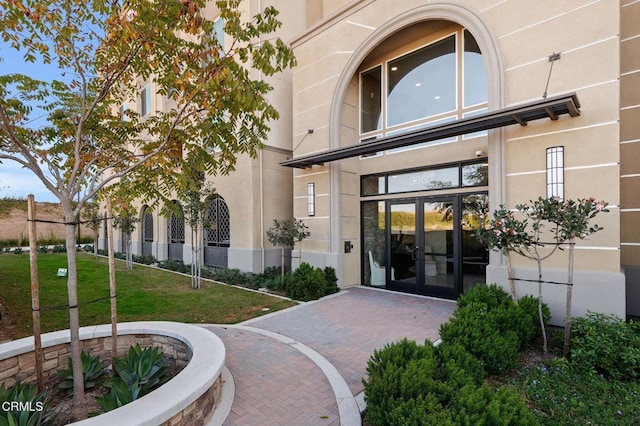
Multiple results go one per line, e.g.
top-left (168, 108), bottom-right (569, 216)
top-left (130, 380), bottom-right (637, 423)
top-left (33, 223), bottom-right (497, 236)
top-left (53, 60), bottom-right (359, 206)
top-left (141, 205), bottom-right (154, 256)
top-left (167, 200), bottom-right (185, 260)
top-left (204, 195), bottom-right (230, 267)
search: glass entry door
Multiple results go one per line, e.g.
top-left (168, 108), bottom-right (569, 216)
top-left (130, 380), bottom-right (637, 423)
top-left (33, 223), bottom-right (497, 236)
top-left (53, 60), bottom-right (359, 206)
top-left (422, 199), bottom-right (456, 298)
top-left (388, 198), bottom-right (457, 298)
top-left (389, 202), bottom-right (418, 293)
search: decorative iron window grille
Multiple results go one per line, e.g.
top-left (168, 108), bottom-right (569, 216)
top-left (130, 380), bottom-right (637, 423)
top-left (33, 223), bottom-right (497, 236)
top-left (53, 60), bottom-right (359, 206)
top-left (546, 146), bottom-right (564, 200)
top-left (169, 202), bottom-right (185, 244)
top-left (204, 195), bottom-right (230, 247)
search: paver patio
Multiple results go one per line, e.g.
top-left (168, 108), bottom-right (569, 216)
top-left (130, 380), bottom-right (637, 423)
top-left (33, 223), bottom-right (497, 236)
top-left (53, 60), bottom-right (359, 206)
top-left (206, 286), bottom-right (456, 425)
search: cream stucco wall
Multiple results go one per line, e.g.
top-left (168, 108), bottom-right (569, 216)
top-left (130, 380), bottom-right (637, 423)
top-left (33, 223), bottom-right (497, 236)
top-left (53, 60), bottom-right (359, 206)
top-left (289, 0), bottom-right (625, 320)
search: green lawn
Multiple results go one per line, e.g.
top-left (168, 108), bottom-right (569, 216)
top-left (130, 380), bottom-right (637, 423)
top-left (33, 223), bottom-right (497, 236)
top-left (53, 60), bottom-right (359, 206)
top-left (0, 252), bottom-right (295, 338)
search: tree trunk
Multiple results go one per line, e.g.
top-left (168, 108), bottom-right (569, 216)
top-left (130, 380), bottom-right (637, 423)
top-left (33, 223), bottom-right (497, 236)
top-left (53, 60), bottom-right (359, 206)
top-left (27, 195), bottom-right (44, 391)
top-left (536, 258), bottom-right (548, 353)
top-left (125, 233), bottom-right (132, 270)
top-left (504, 250), bottom-right (517, 304)
top-left (63, 206), bottom-right (85, 405)
top-left (106, 200), bottom-right (118, 358)
top-left (564, 238), bottom-right (575, 355)
top-left (93, 230), bottom-right (98, 258)
top-left (280, 246), bottom-right (285, 284)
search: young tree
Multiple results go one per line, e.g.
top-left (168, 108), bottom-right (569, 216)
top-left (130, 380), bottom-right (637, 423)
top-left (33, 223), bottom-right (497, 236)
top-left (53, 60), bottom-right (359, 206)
top-left (175, 169), bottom-right (215, 290)
top-left (476, 197), bottom-right (607, 353)
top-left (267, 219), bottom-right (310, 282)
top-left (112, 203), bottom-right (139, 270)
top-left (81, 202), bottom-right (102, 257)
top-left (0, 0), bottom-right (295, 405)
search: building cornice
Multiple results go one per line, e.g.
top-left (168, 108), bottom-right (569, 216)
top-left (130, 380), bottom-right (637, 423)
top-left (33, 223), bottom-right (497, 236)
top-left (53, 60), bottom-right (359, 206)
top-left (290, 0), bottom-right (376, 48)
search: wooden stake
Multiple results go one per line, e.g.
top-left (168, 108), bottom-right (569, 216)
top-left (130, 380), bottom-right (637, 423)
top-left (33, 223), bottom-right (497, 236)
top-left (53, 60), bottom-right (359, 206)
top-left (106, 199), bottom-right (118, 358)
top-left (27, 195), bottom-right (44, 391)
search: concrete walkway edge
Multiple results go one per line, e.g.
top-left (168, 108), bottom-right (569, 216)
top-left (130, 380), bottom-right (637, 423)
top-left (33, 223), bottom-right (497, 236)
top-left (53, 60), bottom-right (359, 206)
top-left (207, 366), bottom-right (235, 426)
top-left (230, 324), bottom-right (362, 426)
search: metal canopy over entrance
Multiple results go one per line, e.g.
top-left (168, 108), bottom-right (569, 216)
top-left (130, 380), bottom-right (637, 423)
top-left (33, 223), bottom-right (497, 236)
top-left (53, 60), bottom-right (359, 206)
top-left (281, 92), bottom-right (580, 168)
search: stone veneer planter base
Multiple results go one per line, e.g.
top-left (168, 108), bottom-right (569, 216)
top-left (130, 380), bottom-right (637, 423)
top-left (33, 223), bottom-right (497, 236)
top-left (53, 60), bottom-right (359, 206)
top-left (0, 322), bottom-right (225, 425)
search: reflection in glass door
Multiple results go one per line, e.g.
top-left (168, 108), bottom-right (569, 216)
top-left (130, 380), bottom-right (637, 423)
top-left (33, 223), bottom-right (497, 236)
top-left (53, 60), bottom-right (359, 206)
top-left (422, 200), bottom-right (456, 298)
top-left (389, 203), bottom-right (417, 293)
top-left (363, 193), bottom-right (488, 298)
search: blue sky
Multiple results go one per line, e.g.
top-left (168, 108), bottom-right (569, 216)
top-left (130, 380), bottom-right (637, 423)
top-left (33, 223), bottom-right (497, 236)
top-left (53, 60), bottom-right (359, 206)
top-left (1, 45), bottom-right (63, 202)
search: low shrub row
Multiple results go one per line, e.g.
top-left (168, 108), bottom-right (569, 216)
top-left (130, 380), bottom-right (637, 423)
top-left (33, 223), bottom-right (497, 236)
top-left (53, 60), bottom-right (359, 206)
top-left (0, 236), bottom-right (93, 248)
top-left (363, 284), bottom-right (549, 425)
top-left (201, 262), bottom-right (339, 301)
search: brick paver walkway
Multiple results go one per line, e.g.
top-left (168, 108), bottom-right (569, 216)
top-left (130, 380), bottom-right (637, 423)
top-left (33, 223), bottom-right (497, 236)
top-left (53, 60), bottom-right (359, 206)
top-left (207, 326), bottom-right (340, 426)
top-left (248, 287), bottom-right (456, 394)
top-left (206, 286), bottom-right (456, 425)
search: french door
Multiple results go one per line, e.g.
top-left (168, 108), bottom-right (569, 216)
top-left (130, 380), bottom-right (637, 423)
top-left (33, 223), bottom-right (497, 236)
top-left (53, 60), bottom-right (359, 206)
top-left (387, 197), bottom-right (457, 298)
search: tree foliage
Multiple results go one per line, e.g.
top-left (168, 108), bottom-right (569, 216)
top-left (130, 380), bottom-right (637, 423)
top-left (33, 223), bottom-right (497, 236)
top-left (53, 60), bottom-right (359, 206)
top-left (0, 0), bottom-right (295, 405)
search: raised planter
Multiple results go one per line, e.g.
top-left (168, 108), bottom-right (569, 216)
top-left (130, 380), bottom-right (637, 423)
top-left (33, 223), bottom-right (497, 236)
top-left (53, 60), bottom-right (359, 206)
top-left (0, 322), bottom-right (226, 425)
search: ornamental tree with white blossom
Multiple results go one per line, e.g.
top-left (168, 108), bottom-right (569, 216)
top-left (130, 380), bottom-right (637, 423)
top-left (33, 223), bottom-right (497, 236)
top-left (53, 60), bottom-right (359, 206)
top-left (474, 197), bottom-right (608, 354)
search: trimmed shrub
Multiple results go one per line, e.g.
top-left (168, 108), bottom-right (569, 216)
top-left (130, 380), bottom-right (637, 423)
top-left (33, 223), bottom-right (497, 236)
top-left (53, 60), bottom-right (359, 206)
top-left (323, 266), bottom-right (339, 295)
top-left (517, 294), bottom-right (551, 345)
top-left (440, 285), bottom-right (551, 374)
top-left (261, 265), bottom-right (281, 280)
top-left (363, 339), bottom-right (439, 425)
top-left (439, 302), bottom-right (521, 375)
top-left (363, 339), bottom-right (535, 426)
top-left (286, 262), bottom-right (327, 301)
top-left (52, 244), bottom-right (66, 253)
top-left (38, 245), bottom-right (49, 254)
top-left (132, 254), bottom-right (156, 265)
top-left (457, 283), bottom-right (512, 310)
top-left (570, 312), bottom-right (640, 380)
top-left (156, 259), bottom-right (189, 273)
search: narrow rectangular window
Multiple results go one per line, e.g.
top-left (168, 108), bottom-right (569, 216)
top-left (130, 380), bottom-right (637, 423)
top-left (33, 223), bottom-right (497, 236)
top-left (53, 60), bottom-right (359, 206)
top-left (307, 183), bottom-right (315, 216)
top-left (546, 146), bottom-right (564, 199)
top-left (119, 102), bottom-right (129, 122)
top-left (360, 66), bottom-right (382, 134)
top-left (140, 83), bottom-right (152, 116)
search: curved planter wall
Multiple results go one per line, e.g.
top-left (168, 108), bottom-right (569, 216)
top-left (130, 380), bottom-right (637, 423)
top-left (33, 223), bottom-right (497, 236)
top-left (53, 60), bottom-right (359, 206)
top-left (0, 322), bottom-right (225, 425)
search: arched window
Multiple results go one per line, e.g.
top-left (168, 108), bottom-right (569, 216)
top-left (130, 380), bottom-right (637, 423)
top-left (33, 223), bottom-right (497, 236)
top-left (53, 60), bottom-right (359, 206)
top-left (140, 205), bottom-right (154, 257)
top-left (141, 205), bottom-right (154, 242)
top-left (167, 201), bottom-right (184, 261)
top-left (360, 26), bottom-right (488, 153)
top-left (168, 201), bottom-right (185, 244)
top-left (204, 195), bottom-right (230, 247)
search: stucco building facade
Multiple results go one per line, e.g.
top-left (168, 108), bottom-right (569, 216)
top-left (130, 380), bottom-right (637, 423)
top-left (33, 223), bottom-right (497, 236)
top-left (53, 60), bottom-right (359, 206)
top-left (104, 0), bottom-right (639, 324)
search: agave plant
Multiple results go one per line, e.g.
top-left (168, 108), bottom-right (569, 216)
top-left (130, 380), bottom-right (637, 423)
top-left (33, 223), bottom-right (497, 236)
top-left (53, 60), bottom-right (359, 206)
top-left (96, 344), bottom-right (169, 413)
top-left (56, 351), bottom-right (107, 395)
top-left (0, 381), bottom-right (57, 426)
